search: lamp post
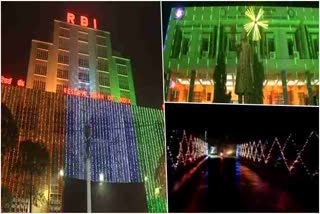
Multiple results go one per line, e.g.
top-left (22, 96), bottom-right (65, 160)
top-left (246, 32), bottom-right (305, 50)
top-left (84, 123), bottom-right (92, 213)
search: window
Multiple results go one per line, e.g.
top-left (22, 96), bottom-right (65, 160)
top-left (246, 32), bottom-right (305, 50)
top-left (36, 49), bottom-right (48, 60)
top-left (170, 90), bottom-right (179, 101)
top-left (206, 92), bottom-right (212, 101)
top-left (58, 52), bottom-right (69, 64)
top-left (267, 38), bottom-right (275, 55)
top-left (98, 72), bottom-right (110, 86)
top-left (117, 64), bottom-right (128, 76)
top-left (96, 36), bottom-right (107, 46)
top-left (56, 84), bottom-right (67, 93)
top-left (193, 91), bottom-right (202, 102)
top-left (313, 38), bottom-right (319, 58)
top-left (57, 67), bottom-right (69, 79)
top-left (79, 70), bottom-right (89, 82)
top-left (34, 61), bottom-right (47, 75)
top-left (59, 37), bottom-right (69, 50)
top-left (200, 37), bottom-right (209, 58)
top-left (79, 56), bottom-right (89, 68)
top-left (59, 27), bottom-right (70, 38)
top-left (97, 59), bottom-right (108, 71)
top-left (97, 45), bottom-right (107, 58)
top-left (100, 87), bottom-right (111, 95)
top-left (78, 31), bottom-right (88, 42)
top-left (78, 42), bottom-right (88, 54)
top-left (120, 90), bottom-right (130, 99)
top-left (79, 83), bottom-right (89, 92)
top-left (33, 80), bottom-right (46, 91)
top-left (181, 37), bottom-right (190, 56)
top-left (287, 38), bottom-right (294, 58)
top-left (118, 75), bottom-right (129, 90)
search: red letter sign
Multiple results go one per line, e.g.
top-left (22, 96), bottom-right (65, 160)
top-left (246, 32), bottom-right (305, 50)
top-left (80, 16), bottom-right (89, 27)
top-left (93, 18), bottom-right (98, 29)
top-left (17, 79), bottom-right (25, 87)
top-left (67, 12), bottom-right (75, 24)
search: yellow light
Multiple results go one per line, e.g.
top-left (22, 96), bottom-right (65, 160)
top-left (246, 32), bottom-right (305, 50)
top-left (244, 7), bottom-right (268, 41)
top-left (226, 150), bottom-right (233, 155)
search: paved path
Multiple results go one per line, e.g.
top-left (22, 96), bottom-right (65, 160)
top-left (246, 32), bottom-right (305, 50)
top-left (169, 157), bottom-right (314, 212)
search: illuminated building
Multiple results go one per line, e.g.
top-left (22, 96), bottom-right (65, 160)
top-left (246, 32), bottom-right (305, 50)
top-left (163, 6), bottom-right (319, 105)
top-left (1, 84), bottom-right (166, 212)
top-left (26, 12), bottom-right (136, 105)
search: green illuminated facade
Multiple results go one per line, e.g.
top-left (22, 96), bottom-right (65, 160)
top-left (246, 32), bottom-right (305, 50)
top-left (164, 6), bottom-right (319, 105)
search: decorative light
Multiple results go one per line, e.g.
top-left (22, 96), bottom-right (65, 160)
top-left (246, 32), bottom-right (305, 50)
top-left (243, 7), bottom-right (268, 41)
top-left (99, 173), bottom-right (104, 182)
top-left (59, 169), bottom-right (64, 177)
top-left (174, 8), bottom-right (185, 20)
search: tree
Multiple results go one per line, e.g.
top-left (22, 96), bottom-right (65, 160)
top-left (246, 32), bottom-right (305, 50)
top-left (1, 103), bottom-right (19, 157)
top-left (15, 140), bottom-right (50, 213)
top-left (1, 186), bottom-right (13, 212)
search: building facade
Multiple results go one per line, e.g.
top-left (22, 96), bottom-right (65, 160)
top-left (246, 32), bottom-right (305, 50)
top-left (1, 84), bottom-right (166, 213)
top-left (26, 13), bottom-right (136, 105)
top-left (163, 6), bottom-right (319, 106)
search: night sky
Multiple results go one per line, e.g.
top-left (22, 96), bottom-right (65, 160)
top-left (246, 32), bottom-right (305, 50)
top-left (162, 1), bottom-right (318, 41)
top-left (2, 2), bottom-right (163, 109)
top-left (165, 103), bottom-right (319, 144)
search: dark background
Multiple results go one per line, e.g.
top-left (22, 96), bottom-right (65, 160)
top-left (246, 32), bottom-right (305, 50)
top-left (162, 1), bottom-right (319, 41)
top-left (165, 103), bottom-right (319, 143)
top-left (63, 177), bottom-right (147, 212)
top-left (2, 2), bottom-right (163, 109)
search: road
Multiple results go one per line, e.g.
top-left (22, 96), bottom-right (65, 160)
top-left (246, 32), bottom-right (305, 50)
top-left (168, 157), bottom-right (318, 212)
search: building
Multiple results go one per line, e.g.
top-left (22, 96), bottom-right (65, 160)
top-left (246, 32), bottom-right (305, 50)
top-left (1, 84), bottom-right (166, 213)
top-left (163, 6), bottom-right (319, 106)
top-left (26, 12), bottom-right (136, 105)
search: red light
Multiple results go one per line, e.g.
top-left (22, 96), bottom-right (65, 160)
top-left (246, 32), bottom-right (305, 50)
top-left (93, 18), bottom-right (98, 29)
top-left (67, 12), bottom-right (75, 24)
top-left (17, 79), bottom-right (25, 87)
top-left (1, 76), bottom-right (12, 85)
top-left (80, 16), bottom-right (88, 27)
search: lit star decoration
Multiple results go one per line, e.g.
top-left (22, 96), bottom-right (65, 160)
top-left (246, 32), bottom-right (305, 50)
top-left (174, 8), bottom-right (185, 20)
top-left (243, 7), bottom-right (268, 41)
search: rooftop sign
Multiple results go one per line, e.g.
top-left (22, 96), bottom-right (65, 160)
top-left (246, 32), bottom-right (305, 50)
top-left (67, 12), bottom-right (97, 29)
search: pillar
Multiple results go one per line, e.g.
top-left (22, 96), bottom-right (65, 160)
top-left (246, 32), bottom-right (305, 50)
top-left (306, 71), bottom-right (313, 105)
top-left (281, 70), bottom-right (288, 105)
top-left (164, 70), bottom-right (171, 101)
top-left (188, 70), bottom-right (196, 102)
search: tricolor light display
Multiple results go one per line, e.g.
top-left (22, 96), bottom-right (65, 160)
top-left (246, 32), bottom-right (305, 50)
top-left (1, 84), bottom-right (167, 213)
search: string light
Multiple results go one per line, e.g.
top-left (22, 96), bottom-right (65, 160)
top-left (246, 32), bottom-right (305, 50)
top-left (238, 131), bottom-right (318, 178)
top-left (1, 85), bottom-right (167, 213)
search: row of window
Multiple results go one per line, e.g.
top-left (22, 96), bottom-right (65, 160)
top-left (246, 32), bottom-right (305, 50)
top-left (171, 27), bottom-right (319, 60)
top-left (33, 78), bottom-right (131, 99)
top-left (59, 28), bottom-right (107, 45)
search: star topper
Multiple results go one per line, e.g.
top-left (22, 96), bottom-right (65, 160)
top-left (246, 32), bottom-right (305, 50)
top-left (243, 7), bottom-right (269, 41)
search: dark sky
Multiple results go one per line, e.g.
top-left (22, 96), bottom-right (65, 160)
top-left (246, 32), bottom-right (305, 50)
top-left (165, 103), bottom-right (319, 144)
top-left (162, 1), bottom-right (319, 41)
top-left (2, 2), bottom-right (163, 109)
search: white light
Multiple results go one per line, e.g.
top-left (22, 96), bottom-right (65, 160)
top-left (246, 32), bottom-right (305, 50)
top-left (200, 79), bottom-right (212, 85)
top-left (226, 150), bottom-right (233, 155)
top-left (177, 78), bottom-right (190, 85)
top-left (226, 86), bottom-right (234, 91)
top-left (195, 80), bottom-right (201, 85)
top-left (59, 169), bottom-right (64, 177)
top-left (99, 173), bottom-right (104, 182)
top-left (287, 80), bottom-right (295, 86)
top-left (226, 81), bottom-right (233, 86)
top-left (227, 75), bottom-right (233, 80)
top-left (155, 187), bottom-right (161, 196)
top-left (263, 80), bottom-right (268, 86)
top-left (144, 176), bottom-right (148, 182)
top-left (268, 80), bottom-right (275, 86)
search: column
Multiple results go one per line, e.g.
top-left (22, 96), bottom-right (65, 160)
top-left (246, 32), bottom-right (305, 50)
top-left (281, 70), bottom-right (288, 105)
top-left (188, 70), bottom-right (196, 102)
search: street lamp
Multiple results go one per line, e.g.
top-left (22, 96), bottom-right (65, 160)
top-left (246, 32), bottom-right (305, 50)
top-left (84, 123), bottom-right (91, 213)
top-left (59, 169), bottom-right (64, 177)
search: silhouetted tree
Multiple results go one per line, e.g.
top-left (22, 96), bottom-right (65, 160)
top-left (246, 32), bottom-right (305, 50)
top-left (252, 52), bottom-right (265, 104)
top-left (15, 140), bottom-right (50, 213)
top-left (1, 103), bottom-right (19, 157)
